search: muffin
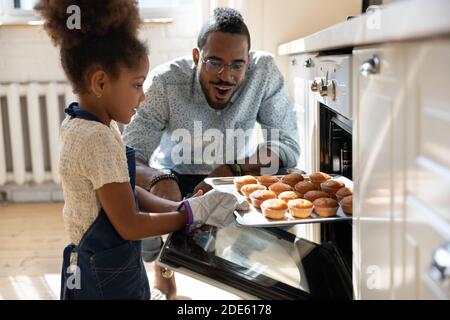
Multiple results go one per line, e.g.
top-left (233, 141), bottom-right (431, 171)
top-left (313, 198), bottom-right (339, 217)
top-left (310, 172), bottom-right (332, 189)
top-left (249, 190), bottom-right (277, 209)
top-left (256, 175), bottom-right (279, 188)
top-left (303, 190), bottom-right (330, 202)
top-left (278, 191), bottom-right (302, 204)
top-left (340, 195), bottom-right (352, 215)
top-left (294, 181), bottom-right (317, 196)
top-left (269, 182), bottom-right (293, 196)
top-left (240, 184), bottom-right (267, 200)
top-left (320, 179), bottom-right (345, 197)
top-left (281, 172), bottom-right (304, 188)
top-left (336, 187), bottom-right (353, 202)
top-left (288, 199), bottom-right (313, 218)
top-left (234, 175), bottom-right (257, 193)
top-left (260, 199), bottom-right (287, 220)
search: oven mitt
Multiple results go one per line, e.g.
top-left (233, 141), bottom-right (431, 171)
top-left (180, 189), bottom-right (242, 232)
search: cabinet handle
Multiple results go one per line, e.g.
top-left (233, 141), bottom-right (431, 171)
top-left (360, 55), bottom-right (380, 76)
top-left (303, 58), bottom-right (313, 68)
top-left (430, 242), bottom-right (450, 286)
top-left (290, 58), bottom-right (297, 66)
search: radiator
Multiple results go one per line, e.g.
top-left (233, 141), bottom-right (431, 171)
top-left (0, 82), bottom-right (77, 187)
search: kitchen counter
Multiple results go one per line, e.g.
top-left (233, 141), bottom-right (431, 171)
top-left (278, 0), bottom-right (450, 55)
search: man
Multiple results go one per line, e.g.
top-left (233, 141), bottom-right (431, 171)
top-left (123, 7), bottom-right (300, 300)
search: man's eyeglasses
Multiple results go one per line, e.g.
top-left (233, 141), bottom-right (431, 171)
top-left (201, 57), bottom-right (247, 75)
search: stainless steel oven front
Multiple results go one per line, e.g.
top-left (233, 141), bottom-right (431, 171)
top-left (311, 54), bottom-right (353, 179)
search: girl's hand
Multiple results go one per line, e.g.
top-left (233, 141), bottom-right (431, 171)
top-left (173, 190), bottom-right (203, 213)
top-left (184, 190), bottom-right (238, 231)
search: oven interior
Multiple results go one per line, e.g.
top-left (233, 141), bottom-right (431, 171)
top-left (319, 103), bottom-right (353, 272)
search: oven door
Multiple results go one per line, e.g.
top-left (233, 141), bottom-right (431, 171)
top-left (157, 223), bottom-right (352, 300)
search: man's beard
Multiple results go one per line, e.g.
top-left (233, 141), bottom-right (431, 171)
top-left (198, 72), bottom-right (237, 110)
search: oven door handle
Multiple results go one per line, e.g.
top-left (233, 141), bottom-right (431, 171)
top-left (360, 55), bottom-right (380, 76)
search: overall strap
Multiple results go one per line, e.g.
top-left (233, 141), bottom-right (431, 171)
top-left (65, 102), bottom-right (103, 124)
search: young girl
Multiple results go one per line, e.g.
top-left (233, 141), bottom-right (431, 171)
top-left (35, 0), bottom-right (237, 300)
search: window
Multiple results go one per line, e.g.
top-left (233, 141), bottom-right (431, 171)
top-left (0, 0), bottom-right (196, 22)
top-left (139, 0), bottom-right (193, 8)
top-left (1, 0), bottom-right (38, 18)
top-left (13, 0), bottom-right (36, 10)
top-left (138, 0), bottom-right (195, 18)
top-left (5, 0), bottom-right (38, 15)
top-left (0, 0), bottom-right (39, 23)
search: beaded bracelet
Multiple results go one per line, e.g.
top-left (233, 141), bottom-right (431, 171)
top-left (146, 173), bottom-right (179, 191)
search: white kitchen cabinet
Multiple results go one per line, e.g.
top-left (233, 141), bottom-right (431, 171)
top-left (286, 53), bottom-right (318, 174)
top-left (353, 44), bottom-right (407, 300)
top-left (404, 40), bottom-right (450, 299)
top-left (286, 53), bottom-right (321, 244)
top-left (353, 39), bottom-right (450, 300)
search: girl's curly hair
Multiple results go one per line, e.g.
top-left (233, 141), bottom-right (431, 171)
top-left (35, 0), bottom-right (148, 94)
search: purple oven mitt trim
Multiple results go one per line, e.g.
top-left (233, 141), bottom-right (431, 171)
top-left (178, 200), bottom-right (193, 234)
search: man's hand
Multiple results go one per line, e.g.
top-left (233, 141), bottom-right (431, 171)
top-left (193, 165), bottom-right (233, 195)
top-left (193, 180), bottom-right (213, 195)
top-left (150, 179), bottom-right (182, 202)
top-left (134, 160), bottom-right (182, 201)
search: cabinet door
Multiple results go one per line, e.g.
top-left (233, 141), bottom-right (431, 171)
top-left (287, 53), bottom-right (318, 173)
top-left (287, 54), bottom-right (321, 244)
top-left (404, 40), bottom-right (450, 299)
top-left (354, 40), bottom-right (450, 300)
top-left (353, 45), bottom-right (407, 299)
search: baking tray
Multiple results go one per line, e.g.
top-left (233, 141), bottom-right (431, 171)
top-left (204, 175), bottom-right (352, 227)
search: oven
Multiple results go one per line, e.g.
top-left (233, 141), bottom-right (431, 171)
top-left (157, 224), bottom-right (352, 300)
top-left (155, 54), bottom-right (354, 300)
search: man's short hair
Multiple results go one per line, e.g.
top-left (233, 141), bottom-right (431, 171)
top-left (197, 7), bottom-right (251, 51)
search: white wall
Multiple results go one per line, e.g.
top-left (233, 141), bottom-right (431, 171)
top-left (0, 0), bottom-right (361, 200)
top-left (240, 0), bottom-right (362, 75)
top-left (0, 26), bottom-right (64, 82)
top-left (0, 9), bottom-right (201, 200)
top-left (0, 13), bottom-right (200, 84)
top-left (0, 1), bottom-right (361, 83)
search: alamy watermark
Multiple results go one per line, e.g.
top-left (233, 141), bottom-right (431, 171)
top-left (366, 7), bottom-right (381, 31)
top-left (62, 6), bottom-right (282, 175)
top-left (366, 265), bottom-right (382, 290)
top-left (66, 265), bottom-right (81, 290)
top-left (170, 122), bottom-right (280, 175)
top-left (66, 5), bottom-right (81, 30)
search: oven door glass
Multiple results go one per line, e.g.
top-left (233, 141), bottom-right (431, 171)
top-left (157, 223), bottom-right (352, 300)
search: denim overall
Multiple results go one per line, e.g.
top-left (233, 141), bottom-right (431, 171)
top-left (60, 103), bottom-right (150, 300)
